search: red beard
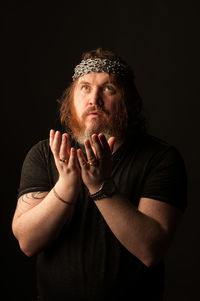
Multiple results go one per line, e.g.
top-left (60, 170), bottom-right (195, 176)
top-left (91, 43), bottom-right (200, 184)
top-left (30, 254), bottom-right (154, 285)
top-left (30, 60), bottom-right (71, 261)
top-left (68, 100), bottom-right (128, 144)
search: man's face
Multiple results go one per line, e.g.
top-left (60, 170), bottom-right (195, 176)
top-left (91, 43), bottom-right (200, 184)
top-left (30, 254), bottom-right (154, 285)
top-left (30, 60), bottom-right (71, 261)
top-left (70, 72), bottom-right (123, 144)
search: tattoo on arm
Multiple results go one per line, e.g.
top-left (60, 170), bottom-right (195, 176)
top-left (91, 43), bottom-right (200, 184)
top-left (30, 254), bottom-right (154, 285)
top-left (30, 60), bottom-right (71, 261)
top-left (21, 192), bottom-right (46, 205)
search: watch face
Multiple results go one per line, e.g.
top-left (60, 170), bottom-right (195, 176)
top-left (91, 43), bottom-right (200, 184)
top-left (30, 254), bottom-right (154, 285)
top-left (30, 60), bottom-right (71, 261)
top-left (90, 178), bottom-right (116, 201)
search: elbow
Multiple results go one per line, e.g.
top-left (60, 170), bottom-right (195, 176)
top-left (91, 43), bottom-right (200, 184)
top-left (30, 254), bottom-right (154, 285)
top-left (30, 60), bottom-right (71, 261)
top-left (130, 243), bottom-right (165, 268)
top-left (140, 231), bottom-right (170, 267)
top-left (17, 234), bottom-right (40, 257)
top-left (15, 236), bottom-right (37, 257)
top-left (128, 246), bottom-right (163, 267)
top-left (18, 241), bottom-right (37, 257)
top-left (12, 225), bottom-right (38, 257)
top-left (141, 254), bottom-right (162, 268)
top-left (140, 244), bottom-right (167, 268)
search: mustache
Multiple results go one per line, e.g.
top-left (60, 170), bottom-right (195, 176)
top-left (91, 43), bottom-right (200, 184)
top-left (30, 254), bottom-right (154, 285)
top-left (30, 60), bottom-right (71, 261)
top-left (81, 106), bottom-right (109, 119)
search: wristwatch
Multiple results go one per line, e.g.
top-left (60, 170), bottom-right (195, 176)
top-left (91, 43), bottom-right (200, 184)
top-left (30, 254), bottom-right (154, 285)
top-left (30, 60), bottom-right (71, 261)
top-left (89, 178), bottom-right (117, 201)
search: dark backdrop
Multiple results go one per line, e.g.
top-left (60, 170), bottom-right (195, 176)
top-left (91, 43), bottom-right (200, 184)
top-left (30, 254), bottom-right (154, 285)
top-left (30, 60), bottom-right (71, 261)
top-left (2, 1), bottom-right (199, 300)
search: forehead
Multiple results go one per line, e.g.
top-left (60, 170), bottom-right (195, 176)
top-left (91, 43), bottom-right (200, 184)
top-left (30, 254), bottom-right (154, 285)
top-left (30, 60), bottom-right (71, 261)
top-left (76, 72), bottom-right (116, 85)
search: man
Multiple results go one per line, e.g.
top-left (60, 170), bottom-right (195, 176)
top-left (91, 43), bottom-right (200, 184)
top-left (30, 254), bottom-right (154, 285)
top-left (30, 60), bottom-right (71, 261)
top-left (12, 48), bottom-right (187, 301)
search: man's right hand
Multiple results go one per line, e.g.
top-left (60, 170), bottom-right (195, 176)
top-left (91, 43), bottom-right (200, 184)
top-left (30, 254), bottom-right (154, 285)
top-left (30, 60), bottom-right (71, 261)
top-left (12, 130), bottom-right (82, 256)
top-left (49, 130), bottom-right (81, 200)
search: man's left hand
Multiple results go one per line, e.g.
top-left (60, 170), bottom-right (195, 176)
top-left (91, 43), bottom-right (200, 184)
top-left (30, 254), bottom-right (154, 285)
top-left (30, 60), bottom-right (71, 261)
top-left (77, 133), bottom-right (115, 194)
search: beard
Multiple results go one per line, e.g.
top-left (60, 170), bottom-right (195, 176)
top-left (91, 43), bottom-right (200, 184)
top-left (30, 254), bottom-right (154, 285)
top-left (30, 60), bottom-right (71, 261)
top-left (68, 101), bottom-right (128, 145)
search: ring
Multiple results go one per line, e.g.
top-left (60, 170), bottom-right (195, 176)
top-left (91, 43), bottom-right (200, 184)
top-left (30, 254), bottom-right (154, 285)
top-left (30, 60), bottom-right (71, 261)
top-left (88, 160), bottom-right (99, 167)
top-left (59, 158), bottom-right (66, 163)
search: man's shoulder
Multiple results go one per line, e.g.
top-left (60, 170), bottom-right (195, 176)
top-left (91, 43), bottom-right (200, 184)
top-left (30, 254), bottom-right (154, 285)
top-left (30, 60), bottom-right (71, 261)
top-left (27, 139), bottom-right (50, 157)
top-left (126, 131), bottom-right (183, 163)
top-left (127, 131), bottom-right (171, 152)
top-left (137, 133), bottom-right (185, 169)
top-left (141, 133), bottom-right (171, 151)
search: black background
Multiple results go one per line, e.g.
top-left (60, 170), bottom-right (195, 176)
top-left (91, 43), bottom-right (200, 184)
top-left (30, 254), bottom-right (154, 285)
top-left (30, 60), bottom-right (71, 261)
top-left (2, 1), bottom-right (199, 300)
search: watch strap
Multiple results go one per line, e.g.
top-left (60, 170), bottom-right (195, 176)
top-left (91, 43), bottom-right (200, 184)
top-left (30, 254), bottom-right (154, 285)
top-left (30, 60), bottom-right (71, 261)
top-left (89, 178), bottom-right (116, 201)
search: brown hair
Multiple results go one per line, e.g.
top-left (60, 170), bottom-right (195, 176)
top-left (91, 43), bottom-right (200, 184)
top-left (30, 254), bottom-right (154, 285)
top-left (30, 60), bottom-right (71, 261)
top-left (59, 48), bottom-right (146, 135)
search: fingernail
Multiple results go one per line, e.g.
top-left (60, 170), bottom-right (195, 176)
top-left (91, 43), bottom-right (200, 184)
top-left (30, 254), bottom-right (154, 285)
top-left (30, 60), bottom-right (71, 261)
top-left (93, 134), bottom-right (98, 141)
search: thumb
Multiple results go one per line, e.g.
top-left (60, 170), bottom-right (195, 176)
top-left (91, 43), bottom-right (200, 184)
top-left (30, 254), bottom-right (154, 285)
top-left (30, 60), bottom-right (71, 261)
top-left (108, 137), bottom-right (115, 154)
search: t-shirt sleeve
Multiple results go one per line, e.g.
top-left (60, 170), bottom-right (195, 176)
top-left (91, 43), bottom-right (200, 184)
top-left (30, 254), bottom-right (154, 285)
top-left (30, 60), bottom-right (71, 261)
top-left (18, 140), bottom-right (52, 198)
top-left (141, 146), bottom-right (187, 212)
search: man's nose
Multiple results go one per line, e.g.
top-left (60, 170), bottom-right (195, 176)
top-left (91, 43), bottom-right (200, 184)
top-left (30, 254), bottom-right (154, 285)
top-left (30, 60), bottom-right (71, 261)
top-left (89, 88), bottom-right (103, 106)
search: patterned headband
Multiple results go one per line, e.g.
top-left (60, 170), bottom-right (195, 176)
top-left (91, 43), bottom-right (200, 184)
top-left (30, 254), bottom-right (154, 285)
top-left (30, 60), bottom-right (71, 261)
top-left (72, 58), bottom-right (133, 81)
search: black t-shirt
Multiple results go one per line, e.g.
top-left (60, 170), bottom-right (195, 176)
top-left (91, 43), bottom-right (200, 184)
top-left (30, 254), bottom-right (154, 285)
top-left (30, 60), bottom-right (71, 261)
top-left (18, 132), bottom-right (187, 301)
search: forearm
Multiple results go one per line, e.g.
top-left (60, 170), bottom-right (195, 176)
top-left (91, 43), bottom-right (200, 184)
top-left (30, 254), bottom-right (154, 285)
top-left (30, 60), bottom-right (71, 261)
top-left (94, 192), bottom-right (169, 267)
top-left (77, 135), bottom-right (170, 266)
top-left (12, 182), bottom-right (78, 256)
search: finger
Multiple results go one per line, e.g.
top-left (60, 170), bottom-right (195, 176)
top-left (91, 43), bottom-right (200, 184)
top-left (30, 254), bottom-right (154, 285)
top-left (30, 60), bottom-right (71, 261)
top-left (91, 134), bottom-right (104, 159)
top-left (59, 134), bottom-right (69, 162)
top-left (98, 133), bottom-right (112, 154)
top-left (77, 149), bottom-right (88, 169)
top-left (108, 137), bottom-right (116, 154)
top-left (52, 131), bottom-right (62, 159)
top-left (84, 139), bottom-right (97, 164)
top-left (49, 129), bottom-right (55, 147)
top-left (64, 133), bottom-right (71, 157)
top-left (68, 148), bottom-right (78, 169)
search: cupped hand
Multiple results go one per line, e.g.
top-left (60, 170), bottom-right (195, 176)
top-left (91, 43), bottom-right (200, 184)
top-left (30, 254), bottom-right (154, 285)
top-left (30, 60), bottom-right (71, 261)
top-left (49, 130), bottom-right (81, 189)
top-left (77, 133), bottom-right (115, 194)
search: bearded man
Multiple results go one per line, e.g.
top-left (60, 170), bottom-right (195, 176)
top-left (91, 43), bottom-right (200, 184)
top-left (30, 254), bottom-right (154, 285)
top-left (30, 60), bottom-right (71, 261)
top-left (12, 48), bottom-right (187, 301)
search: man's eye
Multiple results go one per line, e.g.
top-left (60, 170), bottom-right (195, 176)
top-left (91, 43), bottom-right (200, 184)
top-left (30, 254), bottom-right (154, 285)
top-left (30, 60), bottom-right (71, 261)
top-left (104, 86), bottom-right (115, 93)
top-left (81, 85), bottom-right (90, 91)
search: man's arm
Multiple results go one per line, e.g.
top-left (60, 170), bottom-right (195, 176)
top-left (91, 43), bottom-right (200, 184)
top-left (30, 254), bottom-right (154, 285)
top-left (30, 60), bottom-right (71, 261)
top-left (12, 131), bottom-right (81, 256)
top-left (12, 185), bottom-right (74, 256)
top-left (93, 194), bottom-right (182, 267)
top-left (77, 133), bottom-right (183, 267)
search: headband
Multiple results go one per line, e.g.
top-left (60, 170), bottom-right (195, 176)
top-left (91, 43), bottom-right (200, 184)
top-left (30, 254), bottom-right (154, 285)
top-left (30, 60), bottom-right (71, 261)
top-left (72, 58), bottom-right (133, 81)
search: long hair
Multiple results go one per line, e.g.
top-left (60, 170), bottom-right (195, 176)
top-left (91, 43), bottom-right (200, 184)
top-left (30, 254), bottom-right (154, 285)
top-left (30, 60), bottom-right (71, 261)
top-left (59, 48), bottom-right (146, 135)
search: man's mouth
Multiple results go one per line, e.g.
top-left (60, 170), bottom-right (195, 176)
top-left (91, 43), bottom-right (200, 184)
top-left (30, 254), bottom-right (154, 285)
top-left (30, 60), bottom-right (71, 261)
top-left (88, 111), bottom-right (101, 115)
top-left (82, 107), bottom-right (108, 121)
top-left (87, 111), bottom-right (104, 118)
